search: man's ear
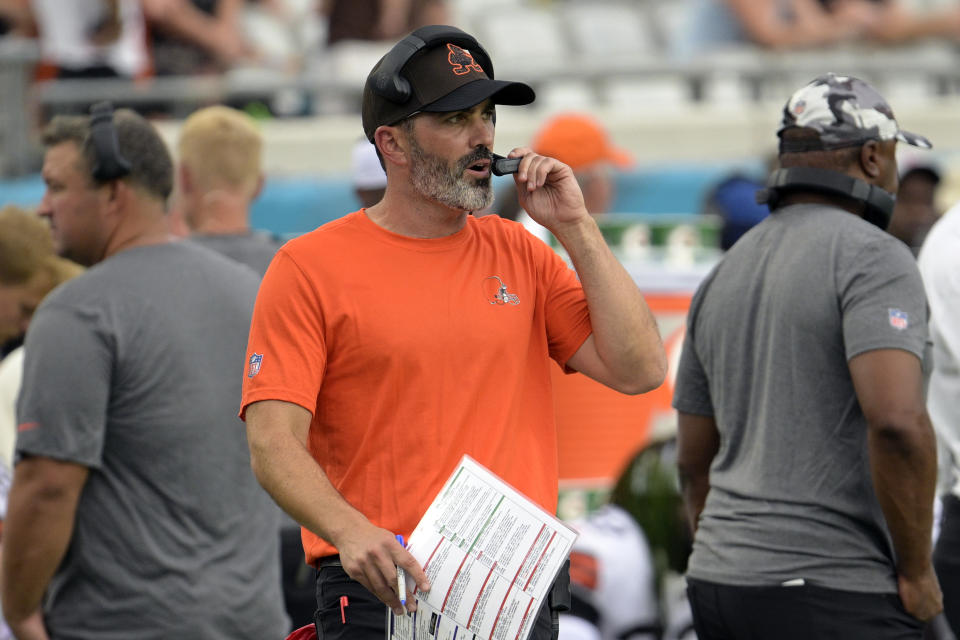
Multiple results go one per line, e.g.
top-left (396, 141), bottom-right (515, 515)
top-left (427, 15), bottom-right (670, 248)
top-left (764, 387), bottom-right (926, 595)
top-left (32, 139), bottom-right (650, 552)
top-left (100, 178), bottom-right (129, 220)
top-left (252, 173), bottom-right (265, 201)
top-left (374, 125), bottom-right (409, 169)
top-left (178, 164), bottom-right (193, 195)
top-left (859, 140), bottom-right (883, 179)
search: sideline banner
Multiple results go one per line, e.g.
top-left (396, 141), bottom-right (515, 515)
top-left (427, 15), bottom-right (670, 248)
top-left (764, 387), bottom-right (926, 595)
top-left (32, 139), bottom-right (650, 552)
top-left (553, 292), bottom-right (691, 519)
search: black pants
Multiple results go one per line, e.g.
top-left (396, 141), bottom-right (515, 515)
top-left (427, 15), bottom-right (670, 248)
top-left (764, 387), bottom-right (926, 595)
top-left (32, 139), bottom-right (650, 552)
top-left (313, 559), bottom-right (559, 640)
top-left (936, 495), bottom-right (960, 636)
top-left (687, 577), bottom-right (923, 640)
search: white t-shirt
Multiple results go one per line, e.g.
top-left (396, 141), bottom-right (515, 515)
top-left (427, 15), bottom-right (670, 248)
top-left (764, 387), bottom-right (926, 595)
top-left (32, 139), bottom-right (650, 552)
top-left (918, 204), bottom-right (960, 498)
top-left (0, 347), bottom-right (23, 503)
top-left (31, 0), bottom-right (148, 76)
top-left (0, 347), bottom-right (21, 640)
top-left (559, 505), bottom-right (660, 640)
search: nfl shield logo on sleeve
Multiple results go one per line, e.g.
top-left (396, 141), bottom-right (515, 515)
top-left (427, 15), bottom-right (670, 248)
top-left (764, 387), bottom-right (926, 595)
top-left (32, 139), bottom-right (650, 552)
top-left (248, 353), bottom-right (263, 378)
top-left (888, 308), bottom-right (909, 331)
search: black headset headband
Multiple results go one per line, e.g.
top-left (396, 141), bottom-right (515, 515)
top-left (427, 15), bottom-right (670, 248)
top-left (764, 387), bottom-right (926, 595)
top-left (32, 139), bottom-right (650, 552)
top-left (369, 25), bottom-right (494, 104)
top-left (756, 167), bottom-right (895, 230)
top-left (89, 101), bottom-right (132, 182)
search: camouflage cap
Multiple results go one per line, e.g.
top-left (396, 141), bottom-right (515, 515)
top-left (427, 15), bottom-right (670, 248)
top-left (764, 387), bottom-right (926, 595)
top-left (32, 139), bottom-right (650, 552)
top-left (778, 73), bottom-right (931, 152)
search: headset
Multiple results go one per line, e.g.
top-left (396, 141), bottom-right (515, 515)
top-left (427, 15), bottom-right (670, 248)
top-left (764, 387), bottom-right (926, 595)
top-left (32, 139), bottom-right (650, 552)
top-left (368, 25), bottom-right (495, 104)
top-left (756, 167), bottom-right (896, 230)
top-left (89, 101), bottom-right (132, 182)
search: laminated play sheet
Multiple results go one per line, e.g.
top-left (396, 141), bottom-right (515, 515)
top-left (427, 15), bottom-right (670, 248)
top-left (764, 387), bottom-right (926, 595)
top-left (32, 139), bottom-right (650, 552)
top-left (388, 455), bottom-right (577, 640)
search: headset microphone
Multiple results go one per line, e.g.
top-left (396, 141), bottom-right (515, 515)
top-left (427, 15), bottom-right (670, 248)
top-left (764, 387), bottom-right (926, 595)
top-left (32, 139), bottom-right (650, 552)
top-left (491, 154), bottom-right (521, 176)
top-left (756, 167), bottom-right (896, 230)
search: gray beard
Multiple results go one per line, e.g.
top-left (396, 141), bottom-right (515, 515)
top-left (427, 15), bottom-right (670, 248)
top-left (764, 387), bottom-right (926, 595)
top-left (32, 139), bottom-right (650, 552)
top-left (408, 137), bottom-right (493, 212)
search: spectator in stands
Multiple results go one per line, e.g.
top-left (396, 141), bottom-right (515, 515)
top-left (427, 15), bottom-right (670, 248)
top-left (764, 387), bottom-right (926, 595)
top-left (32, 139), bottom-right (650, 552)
top-left (675, 0), bottom-right (960, 58)
top-left (177, 104), bottom-right (282, 276)
top-left (2, 105), bottom-right (288, 638)
top-left (888, 151), bottom-right (942, 256)
top-left (322, 0), bottom-right (449, 45)
top-left (351, 138), bottom-right (387, 208)
top-left (31, 0), bottom-right (150, 80)
top-left (0, 205), bottom-right (82, 640)
top-left (142, 0), bottom-right (251, 75)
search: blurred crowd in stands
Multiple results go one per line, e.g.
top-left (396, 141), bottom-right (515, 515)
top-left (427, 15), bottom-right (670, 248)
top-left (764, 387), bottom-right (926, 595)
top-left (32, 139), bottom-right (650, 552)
top-left (1, 1), bottom-right (960, 119)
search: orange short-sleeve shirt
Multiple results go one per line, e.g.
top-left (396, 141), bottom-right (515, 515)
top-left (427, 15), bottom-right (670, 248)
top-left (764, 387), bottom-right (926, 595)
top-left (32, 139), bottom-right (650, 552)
top-left (241, 211), bottom-right (592, 563)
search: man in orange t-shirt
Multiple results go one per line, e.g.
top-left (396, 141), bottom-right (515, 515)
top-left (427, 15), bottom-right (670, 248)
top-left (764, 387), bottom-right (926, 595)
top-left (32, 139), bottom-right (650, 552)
top-left (241, 25), bottom-right (667, 640)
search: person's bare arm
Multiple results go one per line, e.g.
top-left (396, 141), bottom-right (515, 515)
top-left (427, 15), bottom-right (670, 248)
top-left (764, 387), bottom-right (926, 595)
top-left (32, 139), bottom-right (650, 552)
top-left (864, 1), bottom-right (960, 43)
top-left (2, 456), bottom-right (88, 639)
top-left (142, 0), bottom-right (249, 63)
top-left (511, 148), bottom-right (666, 395)
top-left (0, 0), bottom-right (35, 36)
top-left (849, 348), bottom-right (942, 621)
top-left (724, 0), bottom-right (875, 48)
top-left (677, 411), bottom-right (720, 534)
top-left (244, 400), bottom-right (430, 615)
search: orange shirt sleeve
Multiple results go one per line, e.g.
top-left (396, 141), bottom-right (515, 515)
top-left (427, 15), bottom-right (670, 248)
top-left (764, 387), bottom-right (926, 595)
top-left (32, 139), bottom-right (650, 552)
top-left (240, 249), bottom-right (327, 419)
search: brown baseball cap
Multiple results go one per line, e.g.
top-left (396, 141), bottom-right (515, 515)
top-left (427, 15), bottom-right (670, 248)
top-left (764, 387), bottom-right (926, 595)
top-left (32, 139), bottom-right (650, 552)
top-left (362, 27), bottom-right (535, 142)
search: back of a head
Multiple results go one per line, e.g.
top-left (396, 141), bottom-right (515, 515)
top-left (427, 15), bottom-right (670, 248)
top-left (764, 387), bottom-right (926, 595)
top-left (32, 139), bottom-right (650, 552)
top-left (609, 439), bottom-right (691, 582)
top-left (42, 107), bottom-right (174, 203)
top-left (0, 206), bottom-right (55, 286)
top-left (758, 73), bottom-right (932, 228)
top-left (178, 106), bottom-right (263, 196)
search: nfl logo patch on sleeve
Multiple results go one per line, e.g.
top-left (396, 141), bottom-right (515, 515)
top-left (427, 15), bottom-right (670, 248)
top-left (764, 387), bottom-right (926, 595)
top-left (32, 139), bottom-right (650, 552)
top-left (888, 308), bottom-right (909, 331)
top-left (248, 353), bottom-right (264, 377)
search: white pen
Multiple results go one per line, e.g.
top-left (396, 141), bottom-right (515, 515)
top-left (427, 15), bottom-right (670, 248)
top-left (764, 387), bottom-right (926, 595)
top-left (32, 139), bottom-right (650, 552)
top-left (395, 534), bottom-right (406, 607)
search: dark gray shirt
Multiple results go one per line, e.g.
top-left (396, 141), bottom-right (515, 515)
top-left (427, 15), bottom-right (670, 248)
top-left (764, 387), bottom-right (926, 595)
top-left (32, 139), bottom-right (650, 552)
top-left (673, 204), bottom-right (928, 593)
top-left (17, 242), bottom-right (288, 639)
top-left (188, 231), bottom-right (283, 277)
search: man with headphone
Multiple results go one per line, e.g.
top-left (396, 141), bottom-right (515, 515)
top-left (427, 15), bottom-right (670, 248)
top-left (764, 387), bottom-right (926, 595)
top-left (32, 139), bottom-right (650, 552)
top-left (674, 73), bottom-right (941, 638)
top-left (240, 25), bottom-right (667, 640)
top-left (2, 105), bottom-right (289, 639)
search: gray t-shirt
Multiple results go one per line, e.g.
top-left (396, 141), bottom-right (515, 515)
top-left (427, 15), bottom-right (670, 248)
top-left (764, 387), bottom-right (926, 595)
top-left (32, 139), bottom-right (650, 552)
top-left (673, 203), bottom-right (928, 594)
top-left (188, 231), bottom-right (282, 277)
top-left (16, 242), bottom-right (288, 639)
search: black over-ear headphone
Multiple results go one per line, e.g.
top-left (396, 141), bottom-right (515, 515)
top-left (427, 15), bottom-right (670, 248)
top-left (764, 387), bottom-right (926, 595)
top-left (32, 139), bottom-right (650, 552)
top-left (756, 167), bottom-right (896, 230)
top-left (89, 101), bottom-right (131, 182)
top-left (368, 25), bottom-right (495, 104)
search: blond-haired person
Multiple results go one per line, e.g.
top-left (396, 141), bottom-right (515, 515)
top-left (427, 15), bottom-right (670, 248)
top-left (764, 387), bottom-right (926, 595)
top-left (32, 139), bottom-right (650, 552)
top-left (173, 105), bottom-right (281, 276)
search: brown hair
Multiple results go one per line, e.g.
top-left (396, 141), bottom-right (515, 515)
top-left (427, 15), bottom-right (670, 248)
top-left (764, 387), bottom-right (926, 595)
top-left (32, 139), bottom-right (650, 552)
top-left (42, 108), bottom-right (174, 202)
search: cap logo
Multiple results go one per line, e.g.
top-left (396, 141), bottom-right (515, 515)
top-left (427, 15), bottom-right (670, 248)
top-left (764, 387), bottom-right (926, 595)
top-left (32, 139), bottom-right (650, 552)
top-left (793, 100), bottom-right (805, 115)
top-left (447, 43), bottom-right (483, 76)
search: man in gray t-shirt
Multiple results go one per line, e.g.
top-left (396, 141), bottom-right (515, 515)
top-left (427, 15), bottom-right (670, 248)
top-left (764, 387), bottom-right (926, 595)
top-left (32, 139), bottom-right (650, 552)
top-left (673, 74), bottom-right (941, 638)
top-left (2, 107), bottom-right (287, 639)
